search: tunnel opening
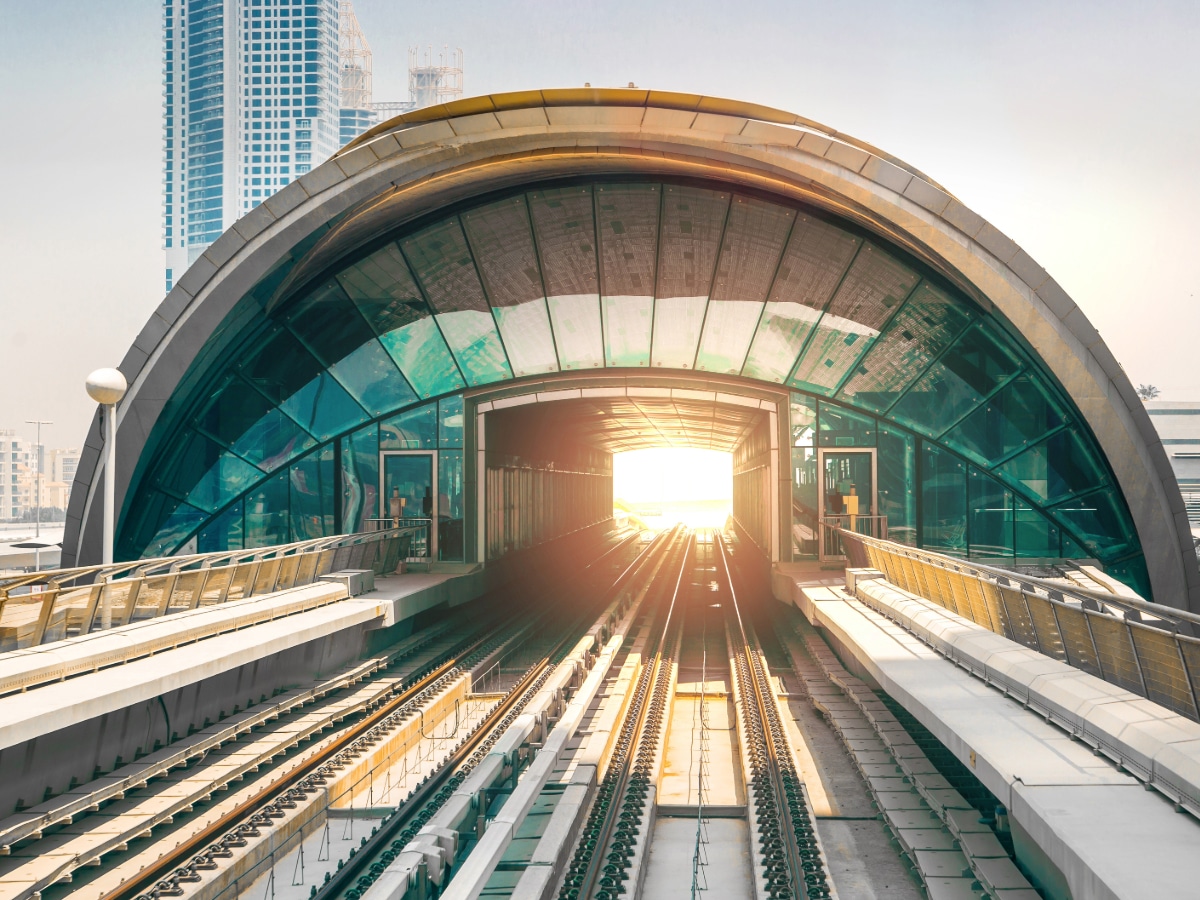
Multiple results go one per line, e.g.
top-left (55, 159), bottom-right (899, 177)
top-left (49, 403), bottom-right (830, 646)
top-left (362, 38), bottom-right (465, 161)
top-left (613, 447), bottom-right (732, 530)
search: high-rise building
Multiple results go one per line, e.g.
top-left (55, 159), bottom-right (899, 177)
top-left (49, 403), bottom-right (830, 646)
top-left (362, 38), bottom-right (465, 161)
top-left (49, 448), bottom-right (81, 490)
top-left (163, 0), bottom-right (341, 293)
top-left (0, 431), bottom-right (34, 521)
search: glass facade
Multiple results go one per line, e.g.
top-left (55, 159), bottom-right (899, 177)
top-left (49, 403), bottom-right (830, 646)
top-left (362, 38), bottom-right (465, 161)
top-left (124, 177), bottom-right (1148, 596)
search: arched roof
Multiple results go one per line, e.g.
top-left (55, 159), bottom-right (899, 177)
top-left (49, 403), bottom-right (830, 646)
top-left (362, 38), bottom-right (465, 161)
top-left (62, 89), bottom-right (1199, 611)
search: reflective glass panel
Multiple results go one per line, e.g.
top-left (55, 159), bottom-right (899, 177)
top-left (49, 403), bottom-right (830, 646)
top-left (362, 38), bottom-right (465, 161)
top-left (434, 310), bottom-right (513, 386)
top-left (381, 403), bottom-right (437, 450)
top-left (528, 186), bottom-right (604, 370)
top-left (651, 186), bottom-right (729, 368)
top-left (438, 450), bottom-right (465, 561)
top-left (492, 301), bottom-right (559, 376)
top-left (1014, 499), bottom-right (1061, 558)
top-left (822, 452), bottom-right (874, 516)
top-left (383, 453), bottom-right (434, 555)
top-left (996, 427), bottom-right (1107, 505)
top-left (945, 374), bottom-right (1065, 467)
top-left (697, 198), bottom-right (794, 373)
top-left (198, 500), bottom-right (244, 553)
top-left (818, 401), bottom-right (876, 447)
top-left (1105, 556), bottom-right (1151, 600)
top-left (597, 184), bottom-right (658, 367)
top-left (838, 281), bottom-right (972, 413)
top-left (890, 323), bottom-right (1021, 437)
top-left (921, 442), bottom-right (968, 556)
top-left (159, 430), bottom-right (261, 513)
top-left (340, 424), bottom-right (378, 533)
top-left (378, 316), bottom-right (466, 398)
top-left (438, 395), bottom-right (464, 448)
top-left (877, 424), bottom-right (916, 545)
top-left (789, 245), bottom-right (918, 394)
top-left (742, 214), bottom-right (860, 381)
top-left (245, 469), bottom-right (290, 548)
top-left (143, 500), bottom-right (207, 558)
top-left (290, 445), bottom-right (335, 540)
top-left (1051, 488), bottom-right (1136, 558)
top-left (968, 467), bottom-right (1014, 558)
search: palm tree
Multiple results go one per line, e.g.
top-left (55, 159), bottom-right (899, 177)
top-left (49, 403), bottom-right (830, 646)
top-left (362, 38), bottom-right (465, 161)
top-left (1136, 384), bottom-right (1160, 401)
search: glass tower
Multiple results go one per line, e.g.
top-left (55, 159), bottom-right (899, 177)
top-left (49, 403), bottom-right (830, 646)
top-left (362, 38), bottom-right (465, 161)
top-left (163, 0), bottom-right (341, 293)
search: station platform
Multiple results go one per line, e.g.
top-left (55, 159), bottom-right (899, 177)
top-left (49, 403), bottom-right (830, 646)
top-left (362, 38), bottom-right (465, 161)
top-left (773, 563), bottom-right (1200, 900)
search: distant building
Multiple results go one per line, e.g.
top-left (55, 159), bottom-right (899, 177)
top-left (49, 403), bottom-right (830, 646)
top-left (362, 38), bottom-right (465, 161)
top-left (0, 431), bottom-right (34, 521)
top-left (1147, 401), bottom-right (1200, 529)
top-left (163, 0), bottom-right (342, 293)
top-left (49, 448), bottom-right (80, 488)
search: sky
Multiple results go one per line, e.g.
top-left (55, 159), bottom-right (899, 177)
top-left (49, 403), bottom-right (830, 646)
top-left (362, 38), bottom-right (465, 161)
top-left (0, 0), bottom-right (1198, 453)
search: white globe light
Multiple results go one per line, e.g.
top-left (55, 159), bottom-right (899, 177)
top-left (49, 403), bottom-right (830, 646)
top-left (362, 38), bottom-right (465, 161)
top-left (85, 368), bottom-right (128, 405)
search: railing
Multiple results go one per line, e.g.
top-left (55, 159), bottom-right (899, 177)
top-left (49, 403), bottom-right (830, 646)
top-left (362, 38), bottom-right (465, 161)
top-left (0, 528), bottom-right (417, 652)
top-left (365, 517), bottom-right (433, 560)
top-left (820, 515), bottom-right (888, 561)
top-left (839, 530), bottom-right (1200, 722)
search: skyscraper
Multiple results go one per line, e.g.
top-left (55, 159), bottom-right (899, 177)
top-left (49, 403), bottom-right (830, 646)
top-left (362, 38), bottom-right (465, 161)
top-left (163, 0), bottom-right (341, 293)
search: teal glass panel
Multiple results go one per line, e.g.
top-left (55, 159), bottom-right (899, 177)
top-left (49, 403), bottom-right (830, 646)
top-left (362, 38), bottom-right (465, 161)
top-left (143, 500), bottom-right (207, 558)
top-left (790, 394), bottom-right (818, 557)
top-left (968, 467), bottom-right (1014, 558)
top-left (196, 375), bottom-right (283, 456)
top-left (742, 214), bottom-right (860, 382)
top-left (378, 316), bottom-right (466, 399)
top-left (1105, 556), bottom-right (1151, 600)
top-left (239, 327), bottom-right (368, 440)
top-left (789, 245), bottom-right (918, 394)
top-left (433, 310), bottom-right (514, 386)
top-left (818, 401), bottom-right (876, 447)
top-left (461, 196), bottom-right (558, 376)
top-left (1014, 500), bottom-right (1061, 558)
top-left (945, 374), bottom-right (1065, 467)
top-left (1061, 534), bottom-right (1088, 559)
top-left (438, 395), bottom-right (464, 448)
top-left (122, 489), bottom-right (183, 559)
top-left (877, 424), bottom-right (916, 546)
top-left (651, 296), bottom-right (708, 369)
top-left (185, 447), bottom-right (263, 513)
top-left (340, 424), bottom-right (378, 533)
top-left (403, 218), bottom-right (513, 385)
top-left (326, 340), bottom-right (417, 416)
top-left (438, 450), bottom-right (465, 562)
top-left (838, 282), bottom-right (972, 413)
top-left (651, 185), bottom-right (729, 368)
top-left (236, 407), bottom-right (317, 473)
top-left (889, 323), bottom-right (1022, 437)
top-left (546, 295), bottom-right (605, 370)
top-left (528, 186), bottom-right (604, 371)
top-left (697, 198), bottom-right (794, 374)
top-left (290, 445), bottom-right (335, 540)
top-left (996, 428), bottom-right (1106, 506)
top-left (603, 296), bottom-right (654, 367)
top-left (381, 403), bottom-right (437, 449)
top-left (597, 184), bottom-right (659, 367)
top-left (921, 443), bottom-right (967, 556)
top-left (492, 301), bottom-right (559, 376)
top-left (198, 500), bottom-right (243, 553)
top-left (245, 469), bottom-right (290, 549)
top-left (1050, 488), bottom-right (1136, 559)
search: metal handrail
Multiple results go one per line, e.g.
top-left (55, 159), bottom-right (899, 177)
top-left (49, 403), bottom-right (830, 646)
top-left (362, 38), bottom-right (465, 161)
top-left (840, 530), bottom-right (1200, 721)
top-left (0, 527), bottom-right (418, 652)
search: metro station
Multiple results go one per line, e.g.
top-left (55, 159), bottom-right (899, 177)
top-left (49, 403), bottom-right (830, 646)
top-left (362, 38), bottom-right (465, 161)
top-left (2, 90), bottom-right (1198, 900)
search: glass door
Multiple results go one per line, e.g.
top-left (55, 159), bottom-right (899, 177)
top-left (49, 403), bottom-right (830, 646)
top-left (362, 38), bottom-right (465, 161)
top-left (818, 449), bottom-right (876, 560)
top-left (380, 451), bottom-right (437, 559)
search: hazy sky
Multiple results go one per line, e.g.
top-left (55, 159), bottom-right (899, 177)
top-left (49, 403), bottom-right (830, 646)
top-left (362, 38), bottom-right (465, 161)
top-left (1, 0), bottom-right (1197, 451)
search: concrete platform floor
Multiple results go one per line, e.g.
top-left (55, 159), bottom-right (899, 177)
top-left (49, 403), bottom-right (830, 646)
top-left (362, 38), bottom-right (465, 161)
top-left (641, 817), bottom-right (753, 900)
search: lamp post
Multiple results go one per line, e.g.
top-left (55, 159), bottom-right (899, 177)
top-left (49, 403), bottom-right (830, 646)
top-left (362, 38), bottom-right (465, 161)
top-left (85, 369), bottom-right (128, 566)
top-left (24, 420), bottom-right (52, 565)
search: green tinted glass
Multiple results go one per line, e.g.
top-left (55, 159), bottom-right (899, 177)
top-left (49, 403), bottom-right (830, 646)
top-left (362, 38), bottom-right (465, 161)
top-left (438, 395), bottom-right (464, 447)
top-left (381, 403), bottom-right (437, 449)
top-left (838, 282), bottom-right (972, 413)
top-left (245, 469), bottom-right (290, 548)
top-left (378, 316), bottom-right (466, 398)
top-left (921, 443), bottom-right (967, 556)
top-left (1050, 488), bottom-right (1136, 558)
top-left (818, 401), bottom-right (875, 447)
top-left (996, 427), bottom-right (1106, 505)
top-left (492, 301), bottom-right (559, 376)
top-left (546, 295), bottom-right (605, 370)
top-left (968, 467), bottom-right (1014, 558)
top-left (433, 310), bottom-right (513, 386)
top-left (945, 374), bottom-right (1065, 467)
top-left (438, 449), bottom-right (465, 562)
top-left (290, 445), bottom-right (335, 540)
top-left (340, 424), bottom-right (378, 533)
top-left (790, 394), bottom-right (818, 558)
top-left (144, 500), bottom-right (207, 558)
top-left (890, 323), bottom-right (1021, 437)
top-left (877, 424), bottom-right (916, 546)
top-left (198, 500), bottom-right (244, 553)
top-left (1014, 500), bottom-right (1061, 558)
top-left (326, 339), bottom-right (416, 416)
top-left (603, 296), bottom-right (653, 367)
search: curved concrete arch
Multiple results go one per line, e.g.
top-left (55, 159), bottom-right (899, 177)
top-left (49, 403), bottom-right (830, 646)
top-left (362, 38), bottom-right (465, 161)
top-left (63, 88), bottom-right (1197, 611)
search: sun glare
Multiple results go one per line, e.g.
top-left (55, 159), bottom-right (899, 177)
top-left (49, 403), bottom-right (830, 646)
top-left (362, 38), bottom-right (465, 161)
top-left (613, 448), bottom-right (732, 529)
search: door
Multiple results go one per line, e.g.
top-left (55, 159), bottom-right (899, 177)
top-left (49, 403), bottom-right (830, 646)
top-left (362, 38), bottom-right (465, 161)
top-left (380, 451), bottom-right (437, 559)
top-left (818, 449), bottom-right (876, 560)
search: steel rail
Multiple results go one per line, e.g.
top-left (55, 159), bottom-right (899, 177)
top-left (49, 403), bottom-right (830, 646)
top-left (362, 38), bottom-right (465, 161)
top-left (318, 526), bottom-right (677, 900)
top-left (559, 528), bottom-right (693, 900)
top-left (717, 533), bottom-right (831, 900)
